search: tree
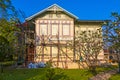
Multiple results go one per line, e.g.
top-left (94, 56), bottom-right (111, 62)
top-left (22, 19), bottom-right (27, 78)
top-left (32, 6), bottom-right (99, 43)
top-left (0, 0), bottom-right (15, 19)
top-left (0, 36), bottom-right (10, 73)
top-left (66, 28), bottom-right (103, 73)
top-left (103, 12), bottom-right (120, 73)
top-left (0, 0), bottom-right (26, 73)
top-left (0, 36), bottom-right (10, 61)
top-left (0, 18), bottom-right (19, 73)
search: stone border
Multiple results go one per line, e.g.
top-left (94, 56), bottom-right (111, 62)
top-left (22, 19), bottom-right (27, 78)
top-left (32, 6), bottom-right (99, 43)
top-left (89, 69), bottom-right (118, 80)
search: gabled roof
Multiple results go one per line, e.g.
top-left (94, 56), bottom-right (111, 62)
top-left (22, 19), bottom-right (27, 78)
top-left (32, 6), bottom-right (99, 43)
top-left (26, 4), bottom-right (78, 21)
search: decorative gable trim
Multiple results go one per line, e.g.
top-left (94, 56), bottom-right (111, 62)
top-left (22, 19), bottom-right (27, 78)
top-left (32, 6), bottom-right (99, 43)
top-left (26, 4), bottom-right (78, 21)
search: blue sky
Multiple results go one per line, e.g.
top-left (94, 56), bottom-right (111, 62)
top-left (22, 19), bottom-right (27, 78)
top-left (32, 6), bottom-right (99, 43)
top-left (11, 0), bottom-right (120, 21)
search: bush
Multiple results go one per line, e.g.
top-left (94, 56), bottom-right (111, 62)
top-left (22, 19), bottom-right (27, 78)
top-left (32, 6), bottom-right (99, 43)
top-left (45, 61), bottom-right (53, 68)
top-left (45, 68), bottom-right (55, 80)
top-left (44, 68), bottom-right (73, 80)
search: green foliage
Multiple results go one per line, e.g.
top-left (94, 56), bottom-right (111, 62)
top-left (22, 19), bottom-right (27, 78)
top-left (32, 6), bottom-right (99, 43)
top-left (44, 68), bottom-right (73, 80)
top-left (45, 68), bottom-right (55, 80)
top-left (0, 0), bottom-right (15, 19)
top-left (0, 0), bottom-right (19, 73)
top-left (103, 12), bottom-right (120, 49)
top-left (0, 19), bottom-right (19, 62)
top-left (103, 12), bottom-right (120, 73)
top-left (45, 60), bottom-right (53, 68)
top-left (0, 36), bottom-right (9, 61)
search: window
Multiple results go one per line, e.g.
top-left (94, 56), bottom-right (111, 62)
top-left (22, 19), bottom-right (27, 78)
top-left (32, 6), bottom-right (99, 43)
top-left (51, 24), bottom-right (58, 35)
top-left (40, 24), bottom-right (47, 35)
top-left (63, 24), bottom-right (70, 35)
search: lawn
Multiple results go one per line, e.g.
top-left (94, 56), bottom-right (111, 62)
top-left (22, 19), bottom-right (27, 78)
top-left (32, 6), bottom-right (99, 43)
top-left (109, 73), bottom-right (120, 80)
top-left (0, 68), bottom-right (92, 80)
top-left (0, 69), bottom-right (45, 80)
top-left (0, 66), bottom-right (118, 80)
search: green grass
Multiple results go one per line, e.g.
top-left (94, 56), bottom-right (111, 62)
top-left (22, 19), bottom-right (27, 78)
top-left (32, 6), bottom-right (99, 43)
top-left (96, 65), bottom-right (118, 73)
top-left (0, 66), bottom-right (118, 80)
top-left (109, 73), bottom-right (120, 80)
top-left (0, 68), bottom-right (93, 80)
top-left (63, 69), bottom-right (93, 80)
top-left (0, 69), bottom-right (46, 80)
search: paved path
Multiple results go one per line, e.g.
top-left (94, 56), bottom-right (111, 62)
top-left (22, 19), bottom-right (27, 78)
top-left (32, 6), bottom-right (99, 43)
top-left (89, 69), bottom-right (118, 80)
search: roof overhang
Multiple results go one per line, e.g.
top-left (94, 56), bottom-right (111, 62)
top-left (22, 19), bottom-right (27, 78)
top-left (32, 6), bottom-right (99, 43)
top-left (26, 4), bottom-right (78, 21)
top-left (77, 20), bottom-right (105, 23)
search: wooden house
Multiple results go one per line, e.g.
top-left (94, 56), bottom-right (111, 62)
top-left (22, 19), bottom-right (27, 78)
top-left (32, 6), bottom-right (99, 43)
top-left (25, 4), bottom-right (104, 68)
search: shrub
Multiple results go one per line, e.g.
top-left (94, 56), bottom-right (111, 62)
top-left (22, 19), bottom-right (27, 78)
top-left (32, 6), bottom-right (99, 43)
top-left (45, 61), bottom-right (53, 68)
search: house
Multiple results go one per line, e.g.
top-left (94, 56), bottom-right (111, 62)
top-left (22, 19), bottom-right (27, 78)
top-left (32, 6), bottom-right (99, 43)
top-left (25, 4), bottom-right (104, 68)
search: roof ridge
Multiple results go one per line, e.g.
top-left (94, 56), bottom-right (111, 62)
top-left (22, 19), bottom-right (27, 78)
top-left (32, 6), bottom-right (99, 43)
top-left (26, 4), bottom-right (78, 21)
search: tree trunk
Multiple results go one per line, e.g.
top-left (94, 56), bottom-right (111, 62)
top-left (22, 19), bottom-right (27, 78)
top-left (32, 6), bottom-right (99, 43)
top-left (0, 63), bottom-right (3, 73)
top-left (118, 62), bottom-right (120, 73)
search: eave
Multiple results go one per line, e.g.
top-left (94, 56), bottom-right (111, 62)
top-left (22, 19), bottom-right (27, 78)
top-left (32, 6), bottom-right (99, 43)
top-left (26, 4), bottom-right (78, 21)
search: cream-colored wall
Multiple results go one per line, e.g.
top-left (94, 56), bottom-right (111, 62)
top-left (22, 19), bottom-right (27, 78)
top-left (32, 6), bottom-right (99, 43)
top-left (34, 11), bottom-right (105, 68)
top-left (34, 12), bottom-right (74, 63)
top-left (75, 23), bottom-right (101, 32)
top-left (75, 23), bottom-right (104, 60)
top-left (36, 12), bottom-right (74, 20)
top-left (35, 12), bottom-right (74, 42)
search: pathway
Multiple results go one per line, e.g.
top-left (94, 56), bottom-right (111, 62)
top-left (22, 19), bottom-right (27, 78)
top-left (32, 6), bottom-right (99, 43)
top-left (89, 69), bottom-right (118, 80)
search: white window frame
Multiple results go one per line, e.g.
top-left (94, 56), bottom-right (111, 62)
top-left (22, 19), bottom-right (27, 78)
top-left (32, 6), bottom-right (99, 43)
top-left (62, 24), bottom-right (70, 36)
top-left (40, 24), bottom-right (47, 35)
top-left (51, 24), bottom-right (59, 35)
